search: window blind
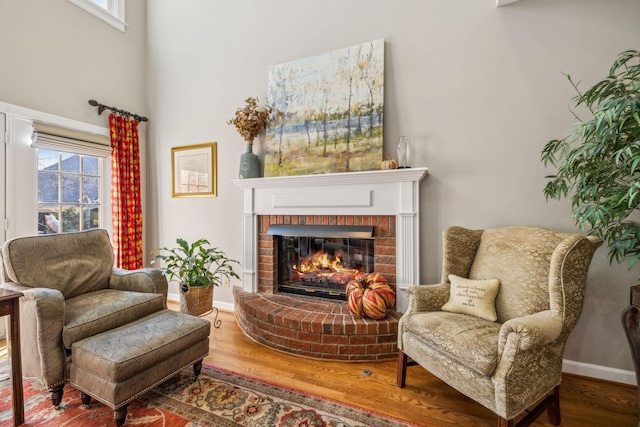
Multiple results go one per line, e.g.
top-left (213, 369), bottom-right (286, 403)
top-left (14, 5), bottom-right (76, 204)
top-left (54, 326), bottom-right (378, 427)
top-left (31, 122), bottom-right (111, 158)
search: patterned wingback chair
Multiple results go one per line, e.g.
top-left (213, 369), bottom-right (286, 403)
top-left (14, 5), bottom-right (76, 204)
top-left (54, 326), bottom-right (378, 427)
top-left (397, 226), bottom-right (602, 427)
top-left (0, 229), bottom-right (168, 408)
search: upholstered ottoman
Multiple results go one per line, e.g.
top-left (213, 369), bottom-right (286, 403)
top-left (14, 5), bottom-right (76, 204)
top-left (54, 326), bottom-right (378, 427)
top-left (69, 309), bottom-right (210, 426)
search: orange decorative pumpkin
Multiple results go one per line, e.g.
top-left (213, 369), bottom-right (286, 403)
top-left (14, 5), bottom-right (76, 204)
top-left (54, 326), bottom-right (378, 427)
top-left (381, 152), bottom-right (399, 170)
top-left (346, 272), bottom-right (395, 319)
top-left (347, 283), bottom-right (366, 317)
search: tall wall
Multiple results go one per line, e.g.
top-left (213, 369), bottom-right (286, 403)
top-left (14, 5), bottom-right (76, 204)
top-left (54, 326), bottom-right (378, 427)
top-left (0, 0), bottom-right (147, 245)
top-left (0, 0), bottom-right (147, 127)
top-left (146, 0), bottom-right (640, 379)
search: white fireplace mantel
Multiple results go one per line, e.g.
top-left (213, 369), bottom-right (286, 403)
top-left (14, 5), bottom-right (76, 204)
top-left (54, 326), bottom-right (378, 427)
top-left (232, 167), bottom-right (428, 312)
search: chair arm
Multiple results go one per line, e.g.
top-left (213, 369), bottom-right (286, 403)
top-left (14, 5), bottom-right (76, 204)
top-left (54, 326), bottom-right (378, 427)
top-left (405, 283), bottom-right (451, 314)
top-left (0, 281), bottom-right (32, 294)
top-left (498, 310), bottom-right (563, 354)
top-left (109, 267), bottom-right (169, 299)
top-left (1, 282), bottom-right (66, 388)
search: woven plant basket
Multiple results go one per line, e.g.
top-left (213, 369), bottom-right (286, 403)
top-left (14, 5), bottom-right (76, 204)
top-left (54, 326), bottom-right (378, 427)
top-left (179, 283), bottom-right (213, 316)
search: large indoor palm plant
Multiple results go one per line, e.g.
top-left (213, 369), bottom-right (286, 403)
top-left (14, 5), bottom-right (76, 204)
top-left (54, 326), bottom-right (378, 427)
top-left (541, 49), bottom-right (640, 414)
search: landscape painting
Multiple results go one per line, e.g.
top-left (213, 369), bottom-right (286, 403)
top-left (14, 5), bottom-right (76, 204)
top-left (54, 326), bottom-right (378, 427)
top-left (265, 39), bottom-right (384, 177)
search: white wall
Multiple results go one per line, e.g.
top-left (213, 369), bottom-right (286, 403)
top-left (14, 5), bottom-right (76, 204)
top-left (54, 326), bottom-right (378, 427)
top-left (146, 0), bottom-right (640, 380)
top-left (0, 0), bottom-right (148, 246)
top-left (0, 0), bottom-right (147, 127)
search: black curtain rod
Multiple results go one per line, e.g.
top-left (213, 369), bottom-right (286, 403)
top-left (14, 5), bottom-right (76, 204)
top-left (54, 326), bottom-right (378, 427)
top-left (88, 99), bottom-right (149, 122)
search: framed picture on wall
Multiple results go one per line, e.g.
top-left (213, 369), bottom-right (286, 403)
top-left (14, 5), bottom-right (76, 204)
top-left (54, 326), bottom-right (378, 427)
top-left (171, 142), bottom-right (217, 197)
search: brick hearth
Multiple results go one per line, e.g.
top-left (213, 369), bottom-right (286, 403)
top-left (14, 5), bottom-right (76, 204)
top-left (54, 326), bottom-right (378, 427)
top-left (231, 213), bottom-right (400, 361)
top-left (234, 288), bottom-right (400, 361)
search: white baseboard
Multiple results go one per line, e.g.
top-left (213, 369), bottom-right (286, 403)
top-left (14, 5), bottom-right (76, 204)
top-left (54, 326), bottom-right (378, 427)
top-left (167, 292), bottom-right (234, 313)
top-left (563, 359), bottom-right (636, 385)
top-left (213, 300), bottom-right (234, 312)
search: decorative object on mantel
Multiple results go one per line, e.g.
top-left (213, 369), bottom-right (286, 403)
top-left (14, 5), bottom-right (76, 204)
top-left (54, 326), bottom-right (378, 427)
top-left (397, 136), bottom-right (411, 168)
top-left (228, 97), bottom-right (273, 179)
top-left (150, 238), bottom-right (240, 325)
top-left (540, 49), bottom-right (640, 414)
top-left (239, 144), bottom-right (260, 179)
top-left (381, 152), bottom-right (398, 170)
top-left (265, 39), bottom-right (384, 177)
top-left (346, 272), bottom-right (396, 319)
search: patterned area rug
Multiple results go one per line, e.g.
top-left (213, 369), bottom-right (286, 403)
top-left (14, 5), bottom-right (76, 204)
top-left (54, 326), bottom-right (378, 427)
top-left (0, 364), bottom-right (417, 426)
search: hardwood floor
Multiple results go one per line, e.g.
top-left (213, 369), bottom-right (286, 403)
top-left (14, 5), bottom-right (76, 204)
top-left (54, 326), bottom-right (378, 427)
top-left (189, 303), bottom-right (639, 427)
top-left (1, 303), bottom-right (635, 426)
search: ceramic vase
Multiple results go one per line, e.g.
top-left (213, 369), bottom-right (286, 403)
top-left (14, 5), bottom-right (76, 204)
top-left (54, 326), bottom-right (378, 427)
top-left (239, 143), bottom-right (259, 179)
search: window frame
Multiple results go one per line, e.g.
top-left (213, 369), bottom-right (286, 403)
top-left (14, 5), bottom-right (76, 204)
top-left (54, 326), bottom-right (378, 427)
top-left (67, 0), bottom-right (126, 32)
top-left (37, 149), bottom-right (104, 235)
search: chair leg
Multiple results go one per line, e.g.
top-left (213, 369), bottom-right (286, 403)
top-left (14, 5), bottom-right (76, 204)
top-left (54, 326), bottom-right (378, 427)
top-left (113, 404), bottom-right (128, 427)
top-left (547, 385), bottom-right (561, 425)
top-left (49, 384), bottom-right (64, 409)
top-left (501, 385), bottom-right (561, 427)
top-left (80, 391), bottom-right (92, 408)
top-left (193, 359), bottom-right (203, 378)
top-left (397, 350), bottom-right (408, 387)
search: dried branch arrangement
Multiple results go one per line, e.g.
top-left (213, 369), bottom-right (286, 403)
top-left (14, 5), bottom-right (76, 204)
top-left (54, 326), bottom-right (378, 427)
top-left (227, 97), bottom-right (272, 144)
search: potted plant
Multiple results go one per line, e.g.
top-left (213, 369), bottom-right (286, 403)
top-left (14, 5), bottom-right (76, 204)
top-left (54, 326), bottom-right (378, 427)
top-left (151, 238), bottom-right (240, 316)
top-left (541, 49), bottom-right (640, 410)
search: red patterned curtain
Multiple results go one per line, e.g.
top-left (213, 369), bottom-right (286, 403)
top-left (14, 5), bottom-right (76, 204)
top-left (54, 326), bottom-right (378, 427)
top-left (109, 113), bottom-right (143, 269)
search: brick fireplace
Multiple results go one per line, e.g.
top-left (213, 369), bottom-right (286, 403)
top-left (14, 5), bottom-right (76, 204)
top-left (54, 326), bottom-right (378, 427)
top-left (257, 214), bottom-right (397, 296)
top-left (233, 168), bottom-right (428, 360)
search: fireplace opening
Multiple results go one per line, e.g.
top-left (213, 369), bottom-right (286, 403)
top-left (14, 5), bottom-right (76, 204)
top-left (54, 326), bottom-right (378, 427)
top-left (268, 225), bottom-right (374, 300)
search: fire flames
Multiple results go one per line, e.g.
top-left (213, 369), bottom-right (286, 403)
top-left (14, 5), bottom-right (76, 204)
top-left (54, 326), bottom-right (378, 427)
top-left (292, 250), bottom-right (360, 287)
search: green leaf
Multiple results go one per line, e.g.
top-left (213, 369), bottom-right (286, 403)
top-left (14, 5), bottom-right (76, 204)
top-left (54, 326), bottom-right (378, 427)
top-left (148, 238), bottom-right (241, 288)
top-left (543, 50), bottom-right (640, 279)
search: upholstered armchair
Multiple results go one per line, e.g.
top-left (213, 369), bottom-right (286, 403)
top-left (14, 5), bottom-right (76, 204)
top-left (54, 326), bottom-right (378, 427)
top-left (0, 229), bottom-right (168, 407)
top-left (397, 226), bottom-right (602, 427)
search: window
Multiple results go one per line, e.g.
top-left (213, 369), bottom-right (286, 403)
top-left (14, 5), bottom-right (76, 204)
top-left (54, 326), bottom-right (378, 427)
top-left (90, 0), bottom-right (108, 8)
top-left (68, 0), bottom-right (126, 32)
top-left (37, 149), bottom-right (102, 234)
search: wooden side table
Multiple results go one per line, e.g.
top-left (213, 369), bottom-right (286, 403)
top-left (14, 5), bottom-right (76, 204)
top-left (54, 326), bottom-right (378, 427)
top-left (0, 289), bottom-right (24, 426)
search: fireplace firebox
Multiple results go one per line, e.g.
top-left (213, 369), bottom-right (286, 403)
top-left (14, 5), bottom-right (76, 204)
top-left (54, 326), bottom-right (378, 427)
top-left (268, 224), bottom-right (374, 300)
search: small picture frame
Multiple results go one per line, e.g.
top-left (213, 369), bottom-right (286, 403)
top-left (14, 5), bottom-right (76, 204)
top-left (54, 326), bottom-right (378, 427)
top-left (171, 143), bottom-right (217, 197)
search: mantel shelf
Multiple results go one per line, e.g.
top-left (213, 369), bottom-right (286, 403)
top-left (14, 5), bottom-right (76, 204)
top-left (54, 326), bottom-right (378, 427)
top-left (232, 167), bottom-right (428, 189)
